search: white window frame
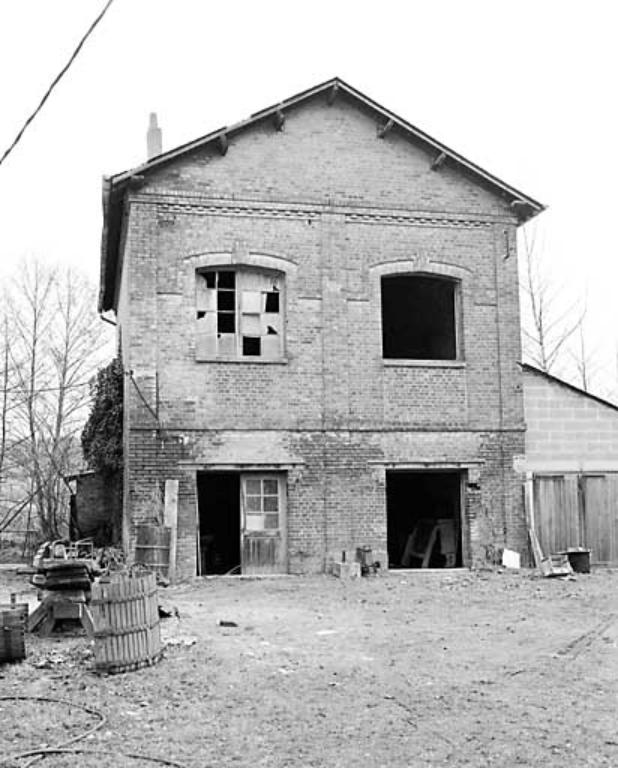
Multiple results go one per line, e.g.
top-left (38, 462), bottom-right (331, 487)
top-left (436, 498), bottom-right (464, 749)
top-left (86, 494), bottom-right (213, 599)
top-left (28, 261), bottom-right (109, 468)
top-left (195, 267), bottom-right (284, 361)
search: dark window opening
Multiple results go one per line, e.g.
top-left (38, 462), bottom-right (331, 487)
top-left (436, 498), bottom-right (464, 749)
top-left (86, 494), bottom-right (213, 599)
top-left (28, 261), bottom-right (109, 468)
top-left (197, 472), bottom-right (241, 575)
top-left (196, 311), bottom-right (206, 319)
top-left (217, 290), bottom-right (235, 310)
top-left (265, 291), bottom-right (280, 313)
top-left (386, 471), bottom-right (463, 569)
top-left (381, 275), bottom-right (458, 360)
top-left (218, 271), bottom-right (235, 289)
top-left (243, 336), bottom-right (261, 356)
top-left (218, 312), bottom-right (235, 333)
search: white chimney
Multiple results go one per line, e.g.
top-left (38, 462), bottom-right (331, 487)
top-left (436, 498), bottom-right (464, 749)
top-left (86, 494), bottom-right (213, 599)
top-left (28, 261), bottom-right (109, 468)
top-left (146, 112), bottom-right (162, 160)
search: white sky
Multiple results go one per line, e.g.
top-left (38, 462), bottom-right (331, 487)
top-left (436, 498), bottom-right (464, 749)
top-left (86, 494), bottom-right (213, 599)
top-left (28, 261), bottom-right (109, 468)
top-left (0, 1), bottom-right (616, 390)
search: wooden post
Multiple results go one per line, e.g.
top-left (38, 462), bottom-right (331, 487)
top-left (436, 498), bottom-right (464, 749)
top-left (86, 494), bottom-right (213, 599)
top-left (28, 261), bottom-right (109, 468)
top-left (164, 479), bottom-right (179, 582)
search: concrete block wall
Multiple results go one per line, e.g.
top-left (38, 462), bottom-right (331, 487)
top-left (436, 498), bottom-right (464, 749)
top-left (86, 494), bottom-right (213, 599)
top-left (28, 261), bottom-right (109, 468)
top-left (117, 92), bottom-right (527, 576)
top-left (524, 368), bottom-right (618, 471)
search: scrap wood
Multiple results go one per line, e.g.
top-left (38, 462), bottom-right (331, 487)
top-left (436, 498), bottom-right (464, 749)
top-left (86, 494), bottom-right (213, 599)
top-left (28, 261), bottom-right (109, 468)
top-left (528, 529), bottom-right (573, 578)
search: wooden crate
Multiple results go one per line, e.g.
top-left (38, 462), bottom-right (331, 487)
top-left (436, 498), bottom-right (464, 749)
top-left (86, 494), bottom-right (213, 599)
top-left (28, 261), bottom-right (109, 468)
top-left (90, 573), bottom-right (162, 674)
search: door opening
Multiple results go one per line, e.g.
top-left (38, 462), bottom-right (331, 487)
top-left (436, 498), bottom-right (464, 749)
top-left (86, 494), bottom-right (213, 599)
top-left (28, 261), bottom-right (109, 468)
top-left (196, 472), bottom-right (241, 575)
top-left (386, 471), bottom-right (463, 568)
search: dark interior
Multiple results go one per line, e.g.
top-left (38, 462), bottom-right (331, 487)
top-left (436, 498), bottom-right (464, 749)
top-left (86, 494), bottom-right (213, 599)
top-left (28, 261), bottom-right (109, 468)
top-left (196, 472), bottom-right (240, 575)
top-left (381, 274), bottom-right (457, 360)
top-left (386, 471), bottom-right (462, 568)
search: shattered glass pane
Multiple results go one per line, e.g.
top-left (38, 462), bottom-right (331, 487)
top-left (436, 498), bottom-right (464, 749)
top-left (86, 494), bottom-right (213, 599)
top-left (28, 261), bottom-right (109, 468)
top-left (242, 336), bottom-right (261, 356)
top-left (218, 312), bottom-right (235, 333)
top-left (217, 290), bottom-right (235, 311)
top-left (218, 271), bottom-right (235, 288)
top-left (265, 292), bottom-right (279, 313)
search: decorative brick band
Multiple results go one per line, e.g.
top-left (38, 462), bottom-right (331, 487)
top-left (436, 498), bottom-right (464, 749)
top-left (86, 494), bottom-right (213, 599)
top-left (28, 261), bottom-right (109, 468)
top-left (157, 202), bottom-right (311, 221)
top-left (345, 212), bottom-right (491, 228)
top-left (150, 199), bottom-right (494, 229)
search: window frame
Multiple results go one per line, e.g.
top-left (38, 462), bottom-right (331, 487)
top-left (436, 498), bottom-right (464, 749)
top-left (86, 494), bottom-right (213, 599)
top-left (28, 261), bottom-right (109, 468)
top-left (195, 266), bottom-right (286, 362)
top-left (380, 272), bottom-right (463, 363)
top-left (241, 474), bottom-right (285, 535)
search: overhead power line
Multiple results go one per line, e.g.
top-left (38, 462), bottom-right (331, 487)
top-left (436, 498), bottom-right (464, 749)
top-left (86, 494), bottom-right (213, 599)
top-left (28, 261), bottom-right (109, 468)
top-left (0, 0), bottom-right (115, 169)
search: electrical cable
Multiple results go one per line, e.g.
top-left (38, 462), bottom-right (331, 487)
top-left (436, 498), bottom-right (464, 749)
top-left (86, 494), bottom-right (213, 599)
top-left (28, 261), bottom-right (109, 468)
top-left (0, 694), bottom-right (105, 767)
top-left (2, 695), bottom-right (189, 766)
top-left (9, 747), bottom-right (189, 767)
top-left (0, 0), bottom-right (116, 168)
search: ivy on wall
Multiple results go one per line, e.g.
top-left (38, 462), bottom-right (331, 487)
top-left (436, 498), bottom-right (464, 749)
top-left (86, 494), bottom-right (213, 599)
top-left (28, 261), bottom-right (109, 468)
top-left (81, 358), bottom-right (123, 475)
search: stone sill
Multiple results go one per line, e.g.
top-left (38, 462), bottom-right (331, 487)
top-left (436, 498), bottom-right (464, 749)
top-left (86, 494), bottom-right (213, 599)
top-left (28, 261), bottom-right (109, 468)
top-left (196, 357), bottom-right (288, 365)
top-left (383, 359), bottom-right (466, 369)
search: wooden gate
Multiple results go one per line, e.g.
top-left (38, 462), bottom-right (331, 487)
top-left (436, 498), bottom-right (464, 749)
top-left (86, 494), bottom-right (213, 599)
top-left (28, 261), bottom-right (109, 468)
top-left (533, 473), bottom-right (618, 565)
top-left (240, 474), bottom-right (286, 574)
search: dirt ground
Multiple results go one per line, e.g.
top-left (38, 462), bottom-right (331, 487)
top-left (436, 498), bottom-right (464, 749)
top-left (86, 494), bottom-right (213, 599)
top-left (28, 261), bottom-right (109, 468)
top-left (1, 566), bottom-right (618, 767)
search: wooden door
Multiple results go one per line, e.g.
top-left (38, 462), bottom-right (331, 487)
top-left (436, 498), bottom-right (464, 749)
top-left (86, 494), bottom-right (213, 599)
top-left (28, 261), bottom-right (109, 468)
top-left (533, 474), bottom-right (580, 555)
top-left (581, 474), bottom-right (618, 565)
top-left (240, 474), bottom-right (287, 574)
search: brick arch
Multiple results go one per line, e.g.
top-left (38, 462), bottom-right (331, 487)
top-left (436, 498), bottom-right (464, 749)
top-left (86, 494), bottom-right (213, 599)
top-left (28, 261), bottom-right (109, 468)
top-left (369, 258), bottom-right (471, 281)
top-left (183, 250), bottom-right (298, 275)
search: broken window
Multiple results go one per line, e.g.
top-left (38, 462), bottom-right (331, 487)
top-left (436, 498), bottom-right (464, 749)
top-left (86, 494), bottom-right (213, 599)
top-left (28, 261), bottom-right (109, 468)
top-left (381, 274), bottom-right (459, 360)
top-left (195, 269), bottom-right (283, 360)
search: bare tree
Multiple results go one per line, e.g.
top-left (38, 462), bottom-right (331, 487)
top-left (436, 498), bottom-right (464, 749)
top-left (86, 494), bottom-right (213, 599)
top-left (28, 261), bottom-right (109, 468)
top-left (3, 259), bottom-right (111, 539)
top-left (520, 225), bottom-right (584, 374)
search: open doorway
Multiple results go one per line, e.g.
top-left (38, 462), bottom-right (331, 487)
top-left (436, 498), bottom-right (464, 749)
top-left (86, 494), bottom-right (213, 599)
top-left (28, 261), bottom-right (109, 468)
top-left (196, 472), bottom-right (240, 575)
top-left (386, 471), bottom-right (463, 568)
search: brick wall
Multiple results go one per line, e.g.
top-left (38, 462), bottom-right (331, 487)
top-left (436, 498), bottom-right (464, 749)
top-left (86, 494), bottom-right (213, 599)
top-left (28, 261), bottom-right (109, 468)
top-left (117, 93), bottom-right (527, 576)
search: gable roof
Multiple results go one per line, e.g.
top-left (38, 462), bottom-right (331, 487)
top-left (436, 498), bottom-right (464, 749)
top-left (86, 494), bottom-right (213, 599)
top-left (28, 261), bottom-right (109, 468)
top-left (100, 76), bottom-right (545, 311)
top-left (522, 363), bottom-right (618, 414)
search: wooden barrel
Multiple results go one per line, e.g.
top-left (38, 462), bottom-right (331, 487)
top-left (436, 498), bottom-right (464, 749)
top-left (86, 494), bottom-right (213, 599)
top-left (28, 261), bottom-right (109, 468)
top-left (134, 525), bottom-right (171, 577)
top-left (90, 572), bottom-right (162, 674)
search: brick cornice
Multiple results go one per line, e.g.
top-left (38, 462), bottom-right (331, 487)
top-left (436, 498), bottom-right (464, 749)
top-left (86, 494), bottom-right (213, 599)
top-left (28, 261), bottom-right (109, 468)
top-left (128, 192), bottom-right (515, 228)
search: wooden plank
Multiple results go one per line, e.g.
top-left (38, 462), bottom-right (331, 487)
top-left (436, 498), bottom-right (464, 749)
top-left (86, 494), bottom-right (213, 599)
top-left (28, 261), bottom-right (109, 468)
top-left (582, 475), bottom-right (610, 564)
top-left (533, 474), bottom-right (581, 555)
top-left (164, 480), bottom-right (179, 582)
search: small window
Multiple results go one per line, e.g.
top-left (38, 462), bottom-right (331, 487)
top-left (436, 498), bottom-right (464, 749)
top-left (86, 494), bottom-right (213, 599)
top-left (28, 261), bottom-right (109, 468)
top-left (381, 274), bottom-right (459, 360)
top-left (242, 475), bottom-right (281, 532)
top-left (195, 268), bottom-right (284, 360)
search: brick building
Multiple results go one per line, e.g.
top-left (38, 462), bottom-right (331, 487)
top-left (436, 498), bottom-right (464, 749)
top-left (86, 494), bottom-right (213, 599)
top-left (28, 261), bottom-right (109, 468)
top-left (99, 78), bottom-right (543, 577)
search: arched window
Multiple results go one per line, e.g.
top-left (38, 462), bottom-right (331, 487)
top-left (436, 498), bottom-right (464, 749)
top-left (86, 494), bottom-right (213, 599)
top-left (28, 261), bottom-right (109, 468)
top-left (195, 267), bottom-right (284, 360)
top-left (381, 274), bottom-right (460, 360)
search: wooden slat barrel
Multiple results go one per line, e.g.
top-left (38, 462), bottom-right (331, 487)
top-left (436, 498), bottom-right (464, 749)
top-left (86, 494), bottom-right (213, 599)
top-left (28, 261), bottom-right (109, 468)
top-left (90, 573), bottom-right (162, 674)
top-left (1, 600), bottom-right (27, 663)
top-left (134, 525), bottom-right (171, 578)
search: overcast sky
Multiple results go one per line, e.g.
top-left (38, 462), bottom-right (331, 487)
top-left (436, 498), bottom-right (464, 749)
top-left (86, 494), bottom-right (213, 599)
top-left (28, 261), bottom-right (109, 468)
top-left (1, 1), bottom-right (616, 390)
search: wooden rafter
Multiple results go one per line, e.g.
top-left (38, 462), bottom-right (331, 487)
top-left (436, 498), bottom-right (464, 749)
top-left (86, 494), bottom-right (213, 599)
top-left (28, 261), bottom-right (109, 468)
top-left (431, 152), bottom-right (447, 170)
top-left (377, 119), bottom-right (394, 139)
top-left (274, 110), bottom-right (285, 131)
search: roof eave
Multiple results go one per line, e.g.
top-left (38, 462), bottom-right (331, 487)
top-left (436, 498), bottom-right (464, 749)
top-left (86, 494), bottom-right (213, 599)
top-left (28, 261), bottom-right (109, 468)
top-left (100, 77), bottom-right (547, 308)
top-left (106, 77), bottom-right (545, 218)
